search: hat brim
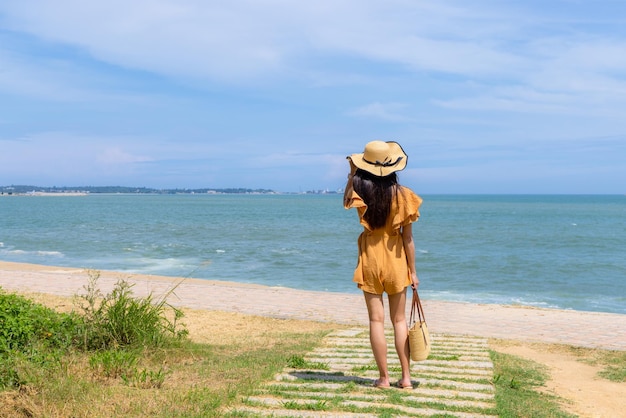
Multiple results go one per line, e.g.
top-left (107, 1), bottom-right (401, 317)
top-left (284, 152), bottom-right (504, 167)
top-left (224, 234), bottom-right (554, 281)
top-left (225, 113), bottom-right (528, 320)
top-left (348, 141), bottom-right (408, 177)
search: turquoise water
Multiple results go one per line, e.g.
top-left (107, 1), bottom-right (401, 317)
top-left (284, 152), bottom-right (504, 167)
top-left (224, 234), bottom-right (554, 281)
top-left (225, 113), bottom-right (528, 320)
top-left (1, 194), bottom-right (625, 314)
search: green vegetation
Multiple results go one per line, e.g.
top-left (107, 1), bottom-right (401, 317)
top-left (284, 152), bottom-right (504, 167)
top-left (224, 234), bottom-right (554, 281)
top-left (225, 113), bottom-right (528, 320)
top-left (567, 345), bottom-right (626, 383)
top-left (0, 287), bottom-right (79, 389)
top-left (0, 271), bottom-right (188, 401)
top-left (286, 354), bottom-right (329, 370)
top-left (491, 351), bottom-right (576, 418)
top-left (597, 352), bottom-right (626, 382)
top-left (76, 271), bottom-right (187, 350)
top-left (2, 278), bottom-right (623, 417)
top-left (0, 274), bottom-right (332, 417)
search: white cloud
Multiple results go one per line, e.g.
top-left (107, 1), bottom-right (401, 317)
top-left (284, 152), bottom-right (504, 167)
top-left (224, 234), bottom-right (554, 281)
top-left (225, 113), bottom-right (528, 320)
top-left (97, 147), bottom-right (153, 165)
top-left (348, 102), bottom-right (411, 122)
top-left (0, 1), bottom-right (547, 83)
top-left (2, 1), bottom-right (625, 97)
top-left (1, 1), bottom-right (625, 192)
top-left (0, 133), bottom-right (158, 183)
top-left (0, 0), bottom-right (292, 82)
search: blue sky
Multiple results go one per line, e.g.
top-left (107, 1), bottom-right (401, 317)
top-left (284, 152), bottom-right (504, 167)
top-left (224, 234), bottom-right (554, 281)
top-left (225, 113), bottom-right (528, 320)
top-left (1, 1), bottom-right (625, 193)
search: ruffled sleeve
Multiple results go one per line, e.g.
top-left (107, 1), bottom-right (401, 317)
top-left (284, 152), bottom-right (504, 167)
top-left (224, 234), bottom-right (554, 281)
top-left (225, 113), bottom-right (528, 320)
top-left (391, 186), bottom-right (422, 230)
top-left (344, 189), bottom-right (374, 230)
top-left (344, 189), bottom-right (366, 210)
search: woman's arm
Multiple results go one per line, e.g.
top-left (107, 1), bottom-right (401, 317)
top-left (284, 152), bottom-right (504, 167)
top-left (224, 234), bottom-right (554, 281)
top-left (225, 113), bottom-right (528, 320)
top-left (343, 159), bottom-right (358, 207)
top-left (401, 223), bottom-right (419, 289)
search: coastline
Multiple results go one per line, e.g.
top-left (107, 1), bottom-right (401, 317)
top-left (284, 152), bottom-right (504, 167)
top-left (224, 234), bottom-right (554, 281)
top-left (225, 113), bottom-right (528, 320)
top-left (1, 260), bottom-right (625, 350)
top-left (0, 191), bottom-right (88, 196)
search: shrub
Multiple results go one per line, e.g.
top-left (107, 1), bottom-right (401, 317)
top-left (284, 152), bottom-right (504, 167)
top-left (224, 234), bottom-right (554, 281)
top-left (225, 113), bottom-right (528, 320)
top-left (75, 271), bottom-right (188, 350)
top-left (89, 349), bottom-right (138, 378)
top-left (0, 355), bottom-right (23, 389)
top-left (0, 272), bottom-right (188, 391)
top-left (0, 290), bottom-right (79, 354)
top-left (0, 289), bottom-right (80, 389)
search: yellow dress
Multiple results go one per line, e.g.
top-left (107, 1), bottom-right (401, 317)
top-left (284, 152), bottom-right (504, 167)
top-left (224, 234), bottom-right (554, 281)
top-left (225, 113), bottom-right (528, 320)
top-left (344, 186), bottom-right (422, 295)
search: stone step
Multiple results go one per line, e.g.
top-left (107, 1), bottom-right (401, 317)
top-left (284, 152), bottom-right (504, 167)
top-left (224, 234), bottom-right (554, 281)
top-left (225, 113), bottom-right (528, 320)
top-left (411, 364), bottom-right (493, 376)
top-left (306, 357), bottom-right (494, 371)
top-left (310, 348), bottom-right (491, 359)
top-left (233, 405), bottom-right (378, 417)
top-left (254, 388), bottom-right (495, 411)
top-left (329, 369), bottom-right (492, 387)
top-left (246, 396), bottom-right (497, 418)
top-left (419, 378), bottom-right (495, 392)
top-left (343, 400), bottom-right (497, 418)
top-left (235, 328), bottom-right (497, 417)
top-left (415, 359), bottom-right (494, 369)
top-left (262, 381), bottom-right (495, 401)
top-left (296, 361), bottom-right (494, 381)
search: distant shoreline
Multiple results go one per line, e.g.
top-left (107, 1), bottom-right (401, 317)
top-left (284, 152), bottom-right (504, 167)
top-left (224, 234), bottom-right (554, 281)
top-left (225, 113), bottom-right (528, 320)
top-left (3, 191), bottom-right (89, 197)
top-left (0, 185), bottom-right (340, 196)
top-left (2, 185), bottom-right (622, 196)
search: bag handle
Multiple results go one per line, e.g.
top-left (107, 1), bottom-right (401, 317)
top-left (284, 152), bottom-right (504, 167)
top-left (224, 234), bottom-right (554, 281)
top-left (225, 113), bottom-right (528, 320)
top-left (409, 288), bottom-right (427, 327)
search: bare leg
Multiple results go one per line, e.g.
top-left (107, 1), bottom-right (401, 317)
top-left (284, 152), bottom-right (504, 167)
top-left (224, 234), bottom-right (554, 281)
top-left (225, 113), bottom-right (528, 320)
top-left (363, 292), bottom-right (390, 387)
top-left (389, 289), bottom-right (411, 387)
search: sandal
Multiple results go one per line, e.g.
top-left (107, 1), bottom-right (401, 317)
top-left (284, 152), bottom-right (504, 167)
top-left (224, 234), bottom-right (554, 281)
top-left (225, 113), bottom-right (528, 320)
top-left (395, 381), bottom-right (413, 390)
top-left (373, 378), bottom-right (391, 389)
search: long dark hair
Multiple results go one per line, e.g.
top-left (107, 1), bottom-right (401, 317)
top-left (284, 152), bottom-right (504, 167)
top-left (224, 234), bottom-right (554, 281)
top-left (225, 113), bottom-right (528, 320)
top-left (352, 169), bottom-right (399, 230)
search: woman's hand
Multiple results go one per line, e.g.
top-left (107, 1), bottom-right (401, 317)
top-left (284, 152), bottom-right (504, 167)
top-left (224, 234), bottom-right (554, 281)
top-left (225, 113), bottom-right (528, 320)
top-left (347, 158), bottom-right (358, 175)
top-left (410, 271), bottom-right (419, 290)
top-left (343, 159), bottom-right (357, 207)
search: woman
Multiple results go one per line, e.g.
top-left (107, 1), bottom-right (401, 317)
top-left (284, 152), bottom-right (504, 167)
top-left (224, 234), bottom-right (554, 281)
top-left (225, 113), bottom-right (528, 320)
top-left (344, 140), bottom-right (422, 389)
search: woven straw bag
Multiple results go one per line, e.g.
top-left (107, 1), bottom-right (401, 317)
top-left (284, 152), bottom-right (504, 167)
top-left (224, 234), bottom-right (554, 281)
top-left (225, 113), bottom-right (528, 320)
top-left (408, 289), bottom-right (431, 361)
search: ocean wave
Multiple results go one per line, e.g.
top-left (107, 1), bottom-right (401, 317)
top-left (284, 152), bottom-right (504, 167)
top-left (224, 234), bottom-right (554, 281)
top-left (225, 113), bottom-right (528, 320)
top-left (2, 249), bottom-right (65, 257)
top-left (0, 246), bottom-right (67, 269)
top-left (423, 289), bottom-right (626, 314)
top-left (108, 257), bottom-right (211, 278)
top-left (36, 251), bottom-right (65, 257)
top-left (423, 290), bottom-right (565, 311)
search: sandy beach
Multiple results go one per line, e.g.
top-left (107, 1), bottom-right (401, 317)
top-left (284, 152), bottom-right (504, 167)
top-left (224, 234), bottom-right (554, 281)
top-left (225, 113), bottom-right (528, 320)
top-left (1, 260), bottom-right (624, 351)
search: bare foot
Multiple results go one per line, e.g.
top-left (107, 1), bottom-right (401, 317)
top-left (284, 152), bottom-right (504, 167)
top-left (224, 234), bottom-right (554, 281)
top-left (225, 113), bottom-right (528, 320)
top-left (373, 378), bottom-right (390, 388)
top-left (395, 379), bottom-right (413, 389)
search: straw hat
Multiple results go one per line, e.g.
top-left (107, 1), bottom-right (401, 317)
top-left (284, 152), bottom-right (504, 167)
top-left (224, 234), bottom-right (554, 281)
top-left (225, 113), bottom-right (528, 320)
top-left (348, 140), bottom-right (408, 177)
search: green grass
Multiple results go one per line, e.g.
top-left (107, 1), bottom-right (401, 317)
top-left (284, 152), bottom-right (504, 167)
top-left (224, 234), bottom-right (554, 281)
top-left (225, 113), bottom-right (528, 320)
top-left (76, 270), bottom-right (188, 350)
top-left (490, 350), bottom-right (577, 418)
top-left (0, 274), bottom-right (333, 417)
top-left (573, 346), bottom-right (626, 383)
top-left (286, 354), bottom-right (329, 370)
top-left (2, 276), bottom-right (624, 417)
top-left (598, 355), bottom-right (626, 382)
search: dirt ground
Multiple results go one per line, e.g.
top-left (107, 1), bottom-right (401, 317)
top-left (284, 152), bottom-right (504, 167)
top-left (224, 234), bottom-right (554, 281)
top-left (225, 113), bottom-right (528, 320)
top-left (489, 340), bottom-right (625, 418)
top-left (15, 291), bottom-right (626, 418)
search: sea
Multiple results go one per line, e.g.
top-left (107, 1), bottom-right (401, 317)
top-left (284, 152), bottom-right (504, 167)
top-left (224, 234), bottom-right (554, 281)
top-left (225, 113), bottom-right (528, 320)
top-left (1, 193), bottom-right (625, 315)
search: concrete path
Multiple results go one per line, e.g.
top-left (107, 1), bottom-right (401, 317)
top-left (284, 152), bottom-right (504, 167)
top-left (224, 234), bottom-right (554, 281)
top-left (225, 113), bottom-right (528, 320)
top-left (229, 328), bottom-right (498, 417)
top-left (1, 261), bottom-right (625, 351)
